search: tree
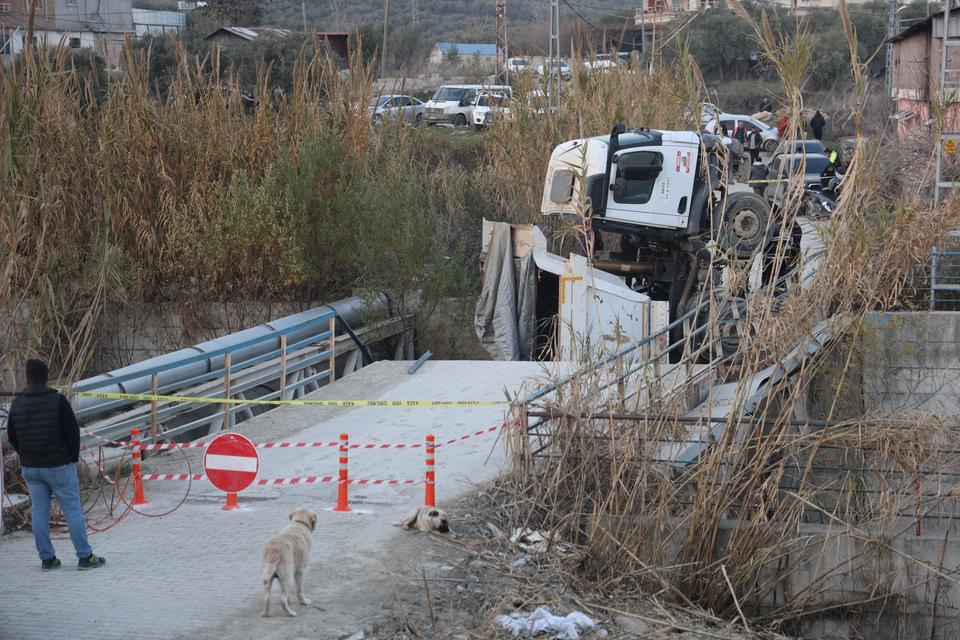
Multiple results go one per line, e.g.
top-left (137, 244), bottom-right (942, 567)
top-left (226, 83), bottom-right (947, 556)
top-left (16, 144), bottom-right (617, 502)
top-left (200, 0), bottom-right (266, 26)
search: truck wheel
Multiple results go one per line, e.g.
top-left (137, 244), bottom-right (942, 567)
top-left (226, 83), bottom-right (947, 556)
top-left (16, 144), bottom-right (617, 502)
top-left (763, 139), bottom-right (778, 153)
top-left (718, 191), bottom-right (771, 259)
top-left (455, 114), bottom-right (467, 127)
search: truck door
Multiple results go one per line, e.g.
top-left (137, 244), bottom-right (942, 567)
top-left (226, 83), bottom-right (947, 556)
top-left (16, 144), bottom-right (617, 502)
top-left (604, 145), bottom-right (697, 230)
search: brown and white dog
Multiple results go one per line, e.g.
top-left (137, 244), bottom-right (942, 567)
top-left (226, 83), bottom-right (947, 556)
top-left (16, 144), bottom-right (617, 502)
top-left (261, 507), bottom-right (318, 617)
top-left (398, 506), bottom-right (450, 533)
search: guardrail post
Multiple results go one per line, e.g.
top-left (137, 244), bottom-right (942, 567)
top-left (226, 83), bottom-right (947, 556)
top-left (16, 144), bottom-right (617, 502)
top-left (131, 428), bottom-right (149, 506)
top-left (279, 334), bottom-right (288, 401)
top-left (333, 433), bottom-right (351, 512)
top-left (328, 317), bottom-right (336, 383)
top-left (931, 247), bottom-right (939, 311)
top-left (150, 373), bottom-right (159, 441)
top-left (222, 352), bottom-right (232, 431)
top-left (425, 434), bottom-right (436, 507)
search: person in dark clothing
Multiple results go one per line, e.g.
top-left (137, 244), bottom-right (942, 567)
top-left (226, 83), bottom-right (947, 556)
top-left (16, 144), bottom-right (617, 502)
top-left (747, 129), bottom-right (763, 164)
top-left (758, 96), bottom-right (773, 113)
top-left (809, 110), bottom-right (826, 140)
top-left (7, 359), bottom-right (106, 570)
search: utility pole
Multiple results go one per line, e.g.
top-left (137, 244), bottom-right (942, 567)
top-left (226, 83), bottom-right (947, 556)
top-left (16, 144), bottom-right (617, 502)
top-left (496, 1), bottom-right (507, 82)
top-left (382, 0), bottom-right (390, 78)
top-left (548, 0), bottom-right (561, 112)
top-left (885, 0), bottom-right (900, 100)
top-left (302, 0), bottom-right (308, 34)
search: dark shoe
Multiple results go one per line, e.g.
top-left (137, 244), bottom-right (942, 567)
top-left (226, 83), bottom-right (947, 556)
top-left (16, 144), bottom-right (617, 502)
top-left (78, 554), bottom-right (106, 570)
top-left (41, 557), bottom-right (61, 570)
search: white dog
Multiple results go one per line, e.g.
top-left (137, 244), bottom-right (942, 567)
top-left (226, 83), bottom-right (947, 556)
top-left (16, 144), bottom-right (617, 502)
top-left (261, 507), bottom-right (318, 617)
top-left (398, 506), bottom-right (450, 533)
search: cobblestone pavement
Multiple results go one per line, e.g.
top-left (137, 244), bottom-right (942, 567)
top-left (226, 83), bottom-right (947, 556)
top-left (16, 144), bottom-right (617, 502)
top-left (0, 360), bottom-right (559, 640)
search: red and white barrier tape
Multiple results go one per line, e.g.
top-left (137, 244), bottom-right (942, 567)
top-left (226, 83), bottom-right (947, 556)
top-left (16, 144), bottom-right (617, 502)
top-left (142, 473), bottom-right (419, 486)
top-left (128, 421), bottom-right (509, 451)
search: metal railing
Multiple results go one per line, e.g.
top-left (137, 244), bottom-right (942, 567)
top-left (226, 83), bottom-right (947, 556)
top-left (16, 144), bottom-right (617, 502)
top-left (930, 247), bottom-right (960, 310)
top-left (514, 247), bottom-right (829, 474)
top-left (72, 306), bottom-right (410, 450)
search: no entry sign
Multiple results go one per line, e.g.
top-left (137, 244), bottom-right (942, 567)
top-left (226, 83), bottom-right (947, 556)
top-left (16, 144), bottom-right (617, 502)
top-left (204, 433), bottom-right (260, 494)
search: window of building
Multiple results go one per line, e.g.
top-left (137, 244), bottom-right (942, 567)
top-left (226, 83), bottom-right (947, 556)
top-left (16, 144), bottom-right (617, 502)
top-left (22, 0), bottom-right (44, 11)
top-left (0, 2), bottom-right (10, 14)
top-left (65, 0), bottom-right (78, 6)
top-left (69, 36), bottom-right (80, 48)
top-left (0, 33), bottom-right (10, 54)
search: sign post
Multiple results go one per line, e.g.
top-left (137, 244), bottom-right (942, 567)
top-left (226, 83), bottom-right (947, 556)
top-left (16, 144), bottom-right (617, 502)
top-left (203, 433), bottom-right (260, 511)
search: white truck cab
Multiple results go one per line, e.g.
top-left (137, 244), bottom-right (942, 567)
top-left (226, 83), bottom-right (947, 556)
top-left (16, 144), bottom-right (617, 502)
top-left (541, 129), bottom-right (701, 232)
top-left (424, 84), bottom-right (512, 127)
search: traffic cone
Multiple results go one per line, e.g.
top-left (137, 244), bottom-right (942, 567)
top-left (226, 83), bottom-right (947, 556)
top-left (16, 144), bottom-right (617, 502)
top-left (425, 434), bottom-right (436, 507)
top-left (223, 492), bottom-right (239, 511)
top-left (333, 433), bottom-right (351, 512)
top-left (131, 428), bottom-right (149, 506)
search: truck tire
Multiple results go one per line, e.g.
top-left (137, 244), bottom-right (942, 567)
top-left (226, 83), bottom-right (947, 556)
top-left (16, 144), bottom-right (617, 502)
top-left (763, 138), bottom-right (778, 153)
top-left (717, 191), bottom-right (771, 259)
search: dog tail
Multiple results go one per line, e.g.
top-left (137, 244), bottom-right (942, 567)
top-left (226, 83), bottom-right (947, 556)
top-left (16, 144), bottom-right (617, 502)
top-left (262, 549), bottom-right (282, 588)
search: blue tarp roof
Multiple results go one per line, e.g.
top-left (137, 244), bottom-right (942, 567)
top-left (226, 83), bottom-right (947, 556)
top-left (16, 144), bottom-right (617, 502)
top-left (436, 42), bottom-right (498, 56)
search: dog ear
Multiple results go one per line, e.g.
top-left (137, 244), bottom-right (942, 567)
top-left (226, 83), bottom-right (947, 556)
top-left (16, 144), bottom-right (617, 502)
top-left (429, 510), bottom-right (439, 518)
top-left (288, 510), bottom-right (295, 520)
top-left (310, 512), bottom-right (318, 531)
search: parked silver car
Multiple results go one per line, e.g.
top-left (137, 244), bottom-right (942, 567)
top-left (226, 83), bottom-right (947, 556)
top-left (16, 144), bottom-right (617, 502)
top-left (368, 94), bottom-right (425, 125)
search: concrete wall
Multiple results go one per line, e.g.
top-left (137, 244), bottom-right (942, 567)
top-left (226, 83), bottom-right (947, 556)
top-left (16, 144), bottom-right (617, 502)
top-left (860, 312), bottom-right (960, 415)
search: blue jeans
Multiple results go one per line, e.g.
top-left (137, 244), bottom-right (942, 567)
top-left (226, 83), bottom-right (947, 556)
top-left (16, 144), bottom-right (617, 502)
top-left (22, 464), bottom-right (92, 560)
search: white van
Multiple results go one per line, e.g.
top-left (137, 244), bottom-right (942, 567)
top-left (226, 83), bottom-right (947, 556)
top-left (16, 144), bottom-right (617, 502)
top-left (423, 84), bottom-right (512, 127)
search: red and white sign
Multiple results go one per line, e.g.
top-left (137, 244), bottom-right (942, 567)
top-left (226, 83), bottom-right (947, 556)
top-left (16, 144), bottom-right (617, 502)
top-left (203, 433), bottom-right (260, 494)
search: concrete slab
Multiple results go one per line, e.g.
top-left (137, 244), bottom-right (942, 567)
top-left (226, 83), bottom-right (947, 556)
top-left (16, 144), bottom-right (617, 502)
top-left (0, 360), bottom-right (565, 640)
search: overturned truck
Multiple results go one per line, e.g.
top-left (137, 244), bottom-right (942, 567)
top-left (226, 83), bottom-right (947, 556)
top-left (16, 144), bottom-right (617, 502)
top-left (477, 124), bottom-right (817, 363)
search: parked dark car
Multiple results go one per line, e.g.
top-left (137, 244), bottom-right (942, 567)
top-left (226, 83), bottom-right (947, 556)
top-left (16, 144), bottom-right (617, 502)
top-left (773, 139), bottom-right (827, 158)
top-left (762, 152), bottom-right (832, 206)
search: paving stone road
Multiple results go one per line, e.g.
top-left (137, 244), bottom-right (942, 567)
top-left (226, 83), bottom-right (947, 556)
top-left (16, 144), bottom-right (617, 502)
top-left (0, 360), bottom-right (561, 640)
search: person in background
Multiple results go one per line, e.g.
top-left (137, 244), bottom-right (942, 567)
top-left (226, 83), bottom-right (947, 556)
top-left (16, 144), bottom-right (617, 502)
top-left (7, 359), bottom-right (106, 570)
top-left (809, 110), bottom-right (826, 140)
top-left (776, 113), bottom-right (789, 138)
top-left (758, 95), bottom-right (773, 113)
top-left (747, 129), bottom-right (763, 164)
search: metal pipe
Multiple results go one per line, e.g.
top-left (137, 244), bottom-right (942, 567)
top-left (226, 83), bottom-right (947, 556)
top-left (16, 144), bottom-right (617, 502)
top-left (408, 351), bottom-right (433, 374)
top-left (72, 295), bottom-right (387, 419)
top-left (591, 259), bottom-right (655, 276)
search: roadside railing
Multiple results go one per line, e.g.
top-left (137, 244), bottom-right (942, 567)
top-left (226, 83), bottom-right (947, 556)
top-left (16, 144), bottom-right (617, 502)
top-left (73, 309), bottom-right (410, 451)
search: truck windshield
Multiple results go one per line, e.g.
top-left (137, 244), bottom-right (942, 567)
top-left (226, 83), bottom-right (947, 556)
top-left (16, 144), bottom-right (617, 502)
top-left (432, 87), bottom-right (467, 102)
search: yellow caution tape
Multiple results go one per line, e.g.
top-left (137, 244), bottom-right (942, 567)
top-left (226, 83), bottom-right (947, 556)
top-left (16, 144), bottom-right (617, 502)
top-left (70, 390), bottom-right (506, 407)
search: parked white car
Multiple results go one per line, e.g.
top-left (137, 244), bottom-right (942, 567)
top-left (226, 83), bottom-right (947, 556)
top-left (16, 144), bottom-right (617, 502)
top-left (584, 53), bottom-right (617, 71)
top-left (367, 94), bottom-right (425, 126)
top-left (471, 91), bottom-right (513, 130)
top-left (704, 112), bottom-right (780, 152)
top-left (536, 59), bottom-right (572, 80)
top-left (505, 57), bottom-right (529, 74)
top-left (423, 84), bottom-right (512, 127)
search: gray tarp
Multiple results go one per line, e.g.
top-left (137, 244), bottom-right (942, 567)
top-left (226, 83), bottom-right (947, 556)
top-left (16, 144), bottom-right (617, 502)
top-left (475, 222), bottom-right (537, 360)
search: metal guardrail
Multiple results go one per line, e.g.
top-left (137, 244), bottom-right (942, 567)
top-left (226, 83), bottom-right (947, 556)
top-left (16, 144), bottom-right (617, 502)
top-left (514, 246), bottom-right (828, 473)
top-left (74, 309), bottom-right (409, 450)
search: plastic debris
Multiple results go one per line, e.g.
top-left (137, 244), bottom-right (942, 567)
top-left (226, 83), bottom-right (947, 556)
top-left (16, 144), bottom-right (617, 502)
top-left (495, 607), bottom-right (605, 639)
top-left (511, 553), bottom-right (535, 569)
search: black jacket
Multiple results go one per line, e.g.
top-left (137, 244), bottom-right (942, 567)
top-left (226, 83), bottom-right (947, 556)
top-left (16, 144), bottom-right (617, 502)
top-left (7, 386), bottom-right (81, 468)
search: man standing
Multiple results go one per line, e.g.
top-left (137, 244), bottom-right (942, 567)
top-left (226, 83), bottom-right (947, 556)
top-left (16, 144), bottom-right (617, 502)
top-left (809, 110), bottom-right (826, 140)
top-left (747, 129), bottom-right (763, 164)
top-left (7, 359), bottom-right (106, 570)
